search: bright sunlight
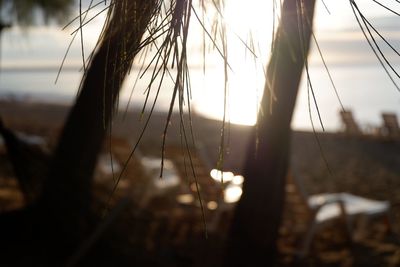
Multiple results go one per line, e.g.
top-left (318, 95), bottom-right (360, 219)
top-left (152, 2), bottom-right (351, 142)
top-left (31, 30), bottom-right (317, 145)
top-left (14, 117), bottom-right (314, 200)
top-left (191, 0), bottom-right (275, 126)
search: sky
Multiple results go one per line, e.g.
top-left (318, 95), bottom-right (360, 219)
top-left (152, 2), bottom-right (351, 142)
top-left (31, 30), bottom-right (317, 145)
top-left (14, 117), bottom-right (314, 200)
top-left (0, 0), bottom-right (104, 69)
top-left (0, 0), bottom-right (399, 130)
top-left (2, 0), bottom-right (398, 68)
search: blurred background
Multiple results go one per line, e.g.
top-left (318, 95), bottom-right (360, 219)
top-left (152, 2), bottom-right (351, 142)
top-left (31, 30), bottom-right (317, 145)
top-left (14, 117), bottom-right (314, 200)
top-left (0, 0), bottom-right (399, 131)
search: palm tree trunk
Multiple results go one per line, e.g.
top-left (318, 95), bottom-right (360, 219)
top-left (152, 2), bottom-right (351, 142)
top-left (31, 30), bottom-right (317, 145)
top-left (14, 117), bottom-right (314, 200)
top-left (225, 0), bottom-right (316, 265)
top-left (36, 0), bottom-right (156, 258)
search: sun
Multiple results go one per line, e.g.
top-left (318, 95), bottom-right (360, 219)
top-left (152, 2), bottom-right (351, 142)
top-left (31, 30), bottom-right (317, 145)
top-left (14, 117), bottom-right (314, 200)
top-left (192, 1), bottom-right (275, 126)
top-left (193, 64), bottom-right (265, 126)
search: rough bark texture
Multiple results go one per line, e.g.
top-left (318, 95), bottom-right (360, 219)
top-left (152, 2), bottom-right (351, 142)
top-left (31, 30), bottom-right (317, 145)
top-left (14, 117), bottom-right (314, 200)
top-left (225, 0), bottom-right (316, 265)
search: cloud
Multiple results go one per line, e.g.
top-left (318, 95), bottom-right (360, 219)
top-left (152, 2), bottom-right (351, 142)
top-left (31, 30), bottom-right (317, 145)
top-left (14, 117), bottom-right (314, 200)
top-left (310, 15), bottom-right (400, 67)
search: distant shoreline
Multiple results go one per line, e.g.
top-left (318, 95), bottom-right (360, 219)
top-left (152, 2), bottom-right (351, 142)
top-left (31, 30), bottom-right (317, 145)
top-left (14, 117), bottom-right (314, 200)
top-left (1, 98), bottom-right (399, 201)
top-left (0, 66), bottom-right (80, 73)
top-left (0, 98), bottom-right (252, 171)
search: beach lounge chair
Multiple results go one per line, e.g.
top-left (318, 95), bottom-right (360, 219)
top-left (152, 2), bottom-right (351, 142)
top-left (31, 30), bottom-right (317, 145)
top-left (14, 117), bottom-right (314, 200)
top-left (381, 112), bottom-right (400, 139)
top-left (0, 118), bottom-right (49, 203)
top-left (340, 110), bottom-right (362, 135)
top-left (139, 156), bottom-right (181, 207)
top-left (288, 171), bottom-right (391, 258)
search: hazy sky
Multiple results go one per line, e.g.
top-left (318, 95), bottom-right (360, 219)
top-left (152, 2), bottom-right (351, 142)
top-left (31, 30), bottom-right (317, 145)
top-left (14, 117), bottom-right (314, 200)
top-left (1, 0), bottom-right (399, 130)
top-left (2, 0), bottom-right (399, 68)
top-left (1, 0), bottom-right (105, 69)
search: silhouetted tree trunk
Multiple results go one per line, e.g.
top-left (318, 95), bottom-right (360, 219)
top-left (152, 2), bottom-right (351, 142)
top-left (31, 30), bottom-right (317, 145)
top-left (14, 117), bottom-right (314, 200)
top-left (0, 1), bottom-right (156, 264)
top-left (37, 0), bottom-right (156, 258)
top-left (225, 0), bottom-right (316, 265)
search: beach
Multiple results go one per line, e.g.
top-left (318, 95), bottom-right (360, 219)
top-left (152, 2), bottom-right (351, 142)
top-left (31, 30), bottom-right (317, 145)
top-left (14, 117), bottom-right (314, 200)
top-left (0, 99), bottom-right (400, 266)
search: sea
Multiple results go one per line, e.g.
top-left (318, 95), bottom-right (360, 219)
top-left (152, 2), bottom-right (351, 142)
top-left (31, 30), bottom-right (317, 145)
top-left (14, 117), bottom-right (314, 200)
top-left (0, 63), bottom-right (399, 133)
top-left (1, 1), bottom-right (400, 133)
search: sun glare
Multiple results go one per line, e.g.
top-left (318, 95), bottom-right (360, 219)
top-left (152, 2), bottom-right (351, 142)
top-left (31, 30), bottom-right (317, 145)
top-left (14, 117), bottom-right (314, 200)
top-left (191, 0), bottom-right (375, 128)
top-left (192, 1), bottom-right (275, 126)
top-left (210, 169), bottom-right (234, 183)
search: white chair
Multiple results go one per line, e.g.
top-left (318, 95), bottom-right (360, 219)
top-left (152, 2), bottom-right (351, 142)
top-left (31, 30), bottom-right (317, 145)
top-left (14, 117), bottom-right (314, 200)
top-left (289, 172), bottom-right (391, 258)
top-left (139, 156), bottom-right (181, 207)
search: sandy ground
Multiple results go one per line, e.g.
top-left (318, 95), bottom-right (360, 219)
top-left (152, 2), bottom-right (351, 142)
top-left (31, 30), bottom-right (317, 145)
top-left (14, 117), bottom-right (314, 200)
top-left (1, 99), bottom-right (400, 266)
